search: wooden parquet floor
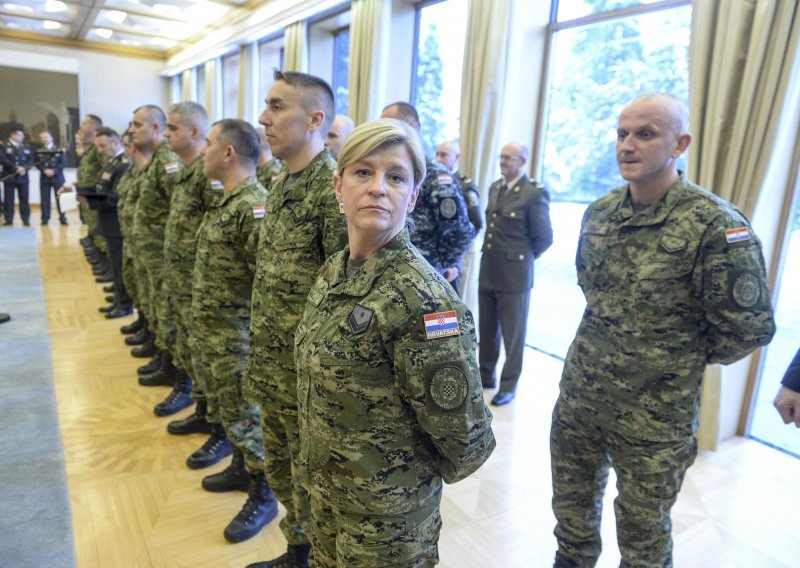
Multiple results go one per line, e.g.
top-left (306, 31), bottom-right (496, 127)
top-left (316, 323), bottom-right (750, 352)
top-left (32, 209), bottom-right (800, 568)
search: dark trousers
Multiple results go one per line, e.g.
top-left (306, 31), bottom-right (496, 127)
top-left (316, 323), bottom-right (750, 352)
top-left (40, 179), bottom-right (64, 221)
top-left (478, 286), bottom-right (530, 392)
top-left (106, 236), bottom-right (131, 308)
top-left (3, 179), bottom-right (29, 223)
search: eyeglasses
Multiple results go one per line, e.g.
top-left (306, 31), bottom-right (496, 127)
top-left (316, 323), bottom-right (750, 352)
top-left (499, 154), bottom-right (521, 161)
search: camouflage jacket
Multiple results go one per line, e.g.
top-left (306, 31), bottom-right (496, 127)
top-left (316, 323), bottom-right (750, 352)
top-left (191, 176), bottom-right (267, 349)
top-left (256, 158), bottom-right (283, 193)
top-left (116, 164), bottom-right (142, 241)
top-left (164, 155), bottom-right (217, 294)
top-left (295, 229), bottom-right (495, 514)
top-left (559, 174), bottom-right (775, 440)
top-left (131, 141), bottom-right (181, 258)
top-left (244, 149), bottom-right (348, 406)
top-left (455, 170), bottom-right (483, 232)
top-left (76, 143), bottom-right (105, 185)
top-left (409, 159), bottom-right (475, 273)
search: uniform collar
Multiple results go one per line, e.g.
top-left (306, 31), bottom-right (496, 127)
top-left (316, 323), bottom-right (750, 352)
top-left (611, 172), bottom-right (689, 226)
top-left (326, 229), bottom-right (411, 297)
top-left (272, 149), bottom-right (333, 200)
top-left (215, 175), bottom-right (258, 207)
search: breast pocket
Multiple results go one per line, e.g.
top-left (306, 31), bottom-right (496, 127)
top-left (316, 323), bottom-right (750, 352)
top-left (635, 235), bottom-right (697, 303)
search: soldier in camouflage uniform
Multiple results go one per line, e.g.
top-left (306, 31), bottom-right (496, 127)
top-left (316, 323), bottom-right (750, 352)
top-left (381, 103), bottom-right (475, 286)
top-left (245, 71), bottom-right (348, 568)
top-left (435, 140), bottom-right (483, 295)
top-left (551, 93), bottom-right (776, 568)
top-left (191, 119), bottom-right (278, 543)
top-left (295, 118), bottom-right (495, 567)
top-left (129, 105), bottom-right (181, 378)
top-left (256, 127), bottom-right (283, 193)
top-left (155, 102), bottom-right (217, 422)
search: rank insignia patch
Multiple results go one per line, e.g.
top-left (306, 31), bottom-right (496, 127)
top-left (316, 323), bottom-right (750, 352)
top-left (348, 304), bottom-right (373, 335)
top-left (424, 310), bottom-right (460, 340)
top-left (429, 366), bottom-right (468, 411)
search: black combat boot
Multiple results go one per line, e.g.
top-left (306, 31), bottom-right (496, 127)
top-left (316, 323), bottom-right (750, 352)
top-left (186, 424), bottom-right (232, 469)
top-left (202, 447), bottom-right (250, 492)
top-left (167, 400), bottom-right (214, 435)
top-left (153, 371), bottom-right (193, 416)
top-left (137, 350), bottom-right (163, 375)
top-left (130, 336), bottom-right (157, 358)
top-left (125, 326), bottom-right (151, 346)
top-left (223, 472), bottom-right (278, 543)
top-left (138, 351), bottom-right (177, 386)
top-left (245, 543), bottom-right (312, 568)
top-left (120, 312), bottom-right (145, 335)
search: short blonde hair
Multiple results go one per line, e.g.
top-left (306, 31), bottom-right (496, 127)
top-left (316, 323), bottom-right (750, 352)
top-left (336, 119), bottom-right (427, 188)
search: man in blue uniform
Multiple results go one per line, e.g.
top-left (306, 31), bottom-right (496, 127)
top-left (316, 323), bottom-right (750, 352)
top-left (1, 129), bottom-right (34, 226)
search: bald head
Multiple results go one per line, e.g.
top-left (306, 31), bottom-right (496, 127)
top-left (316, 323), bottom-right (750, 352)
top-left (381, 102), bottom-right (420, 132)
top-left (624, 93), bottom-right (689, 135)
top-left (435, 140), bottom-right (461, 172)
top-left (324, 114), bottom-right (355, 159)
top-left (499, 142), bottom-right (528, 181)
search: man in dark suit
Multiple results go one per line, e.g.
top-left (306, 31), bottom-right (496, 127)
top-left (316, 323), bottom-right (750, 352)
top-left (478, 142), bottom-right (553, 406)
top-left (77, 127), bottom-right (132, 318)
top-left (1, 129), bottom-right (34, 226)
top-left (37, 130), bottom-right (67, 225)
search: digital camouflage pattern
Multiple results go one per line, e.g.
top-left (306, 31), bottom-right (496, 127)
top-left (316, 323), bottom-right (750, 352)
top-left (256, 158), bottom-right (283, 193)
top-left (191, 176), bottom-right (266, 471)
top-left (77, 143), bottom-right (107, 251)
top-left (409, 159), bottom-right (475, 274)
top-left (551, 174), bottom-right (776, 567)
top-left (163, 155), bottom-right (217, 380)
top-left (295, 229), bottom-right (495, 566)
top-left (116, 164), bottom-right (143, 307)
top-left (131, 141), bottom-right (181, 351)
top-left (455, 171), bottom-right (483, 232)
top-left (558, 174), bottom-right (776, 440)
top-left (243, 149), bottom-right (347, 545)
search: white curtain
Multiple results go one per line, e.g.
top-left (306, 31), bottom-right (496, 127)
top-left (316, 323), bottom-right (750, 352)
top-left (458, 0), bottom-right (513, 310)
top-left (238, 42), bottom-right (260, 122)
top-left (205, 58), bottom-right (223, 122)
top-left (689, 0), bottom-right (800, 450)
top-left (348, 0), bottom-right (391, 124)
top-left (181, 68), bottom-right (196, 103)
top-left (284, 21), bottom-right (308, 73)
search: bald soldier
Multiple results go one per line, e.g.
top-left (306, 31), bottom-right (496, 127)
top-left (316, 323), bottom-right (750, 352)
top-left (323, 114), bottom-right (354, 160)
top-left (550, 93), bottom-right (776, 567)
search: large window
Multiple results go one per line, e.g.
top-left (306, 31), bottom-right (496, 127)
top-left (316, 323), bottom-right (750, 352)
top-left (541, 2), bottom-right (691, 203)
top-left (527, 1), bottom-right (691, 359)
top-left (332, 27), bottom-right (350, 115)
top-left (411, 0), bottom-right (468, 158)
top-left (222, 50), bottom-right (241, 118)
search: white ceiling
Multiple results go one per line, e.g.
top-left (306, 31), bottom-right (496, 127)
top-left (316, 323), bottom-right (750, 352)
top-left (0, 0), bottom-right (255, 57)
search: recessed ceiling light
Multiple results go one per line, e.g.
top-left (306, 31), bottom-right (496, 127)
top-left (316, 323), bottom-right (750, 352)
top-left (95, 28), bottom-right (113, 38)
top-left (149, 36), bottom-right (176, 47)
top-left (44, 0), bottom-right (66, 12)
top-left (4, 3), bottom-right (34, 13)
top-left (43, 19), bottom-right (61, 29)
top-left (106, 10), bottom-right (127, 23)
top-left (121, 39), bottom-right (141, 46)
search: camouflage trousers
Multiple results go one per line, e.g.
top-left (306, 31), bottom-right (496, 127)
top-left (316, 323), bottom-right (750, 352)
top-left (194, 348), bottom-right (263, 472)
top-left (550, 398), bottom-right (697, 568)
top-left (172, 289), bottom-right (205, 404)
top-left (121, 248), bottom-right (138, 308)
top-left (141, 259), bottom-right (176, 354)
top-left (308, 498), bottom-right (441, 567)
top-left (259, 404), bottom-right (310, 546)
top-left (82, 205), bottom-right (107, 254)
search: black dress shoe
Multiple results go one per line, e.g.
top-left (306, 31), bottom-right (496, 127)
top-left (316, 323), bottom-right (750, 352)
top-left (41, 219), bottom-right (49, 225)
top-left (167, 400), bottom-right (214, 435)
top-left (131, 338), bottom-right (157, 358)
top-left (105, 305), bottom-right (133, 319)
top-left (491, 391), bottom-right (516, 406)
top-left (59, 215), bottom-right (68, 225)
top-left (187, 426), bottom-right (233, 469)
top-left (98, 304), bottom-right (115, 313)
top-left (95, 273), bottom-right (113, 283)
top-left (121, 314), bottom-right (145, 335)
top-left (125, 329), bottom-right (151, 346)
top-left (103, 284), bottom-right (114, 293)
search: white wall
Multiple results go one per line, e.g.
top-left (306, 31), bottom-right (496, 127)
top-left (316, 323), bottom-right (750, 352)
top-left (0, 39), bottom-right (168, 204)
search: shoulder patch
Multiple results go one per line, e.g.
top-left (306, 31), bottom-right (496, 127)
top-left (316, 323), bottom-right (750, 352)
top-left (252, 205), bottom-right (265, 219)
top-left (725, 227), bottom-right (751, 244)
top-left (424, 310), bottom-right (460, 340)
top-left (428, 366), bottom-right (469, 411)
top-left (439, 197), bottom-right (457, 219)
top-left (348, 304), bottom-right (373, 335)
top-left (210, 179), bottom-right (224, 190)
top-left (436, 172), bottom-right (453, 186)
top-left (730, 271), bottom-right (761, 308)
top-left (164, 161), bottom-right (180, 174)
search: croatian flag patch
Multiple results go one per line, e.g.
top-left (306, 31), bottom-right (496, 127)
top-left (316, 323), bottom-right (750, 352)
top-left (210, 179), bottom-right (224, 190)
top-left (725, 227), bottom-right (751, 244)
top-left (424, 310), bottom-right (460, 340)
top-left (252, 206), bottom-right (265, 219)
top-left (164, 162), bottom-right (180, 174)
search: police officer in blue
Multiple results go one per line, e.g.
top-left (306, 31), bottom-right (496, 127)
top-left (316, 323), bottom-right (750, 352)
top-left (37, 130), bottom-right (67, 225)
top-left (380, 103), bottom-right (475, 286)
top-left (1, 128), bottom-right (34, 226)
